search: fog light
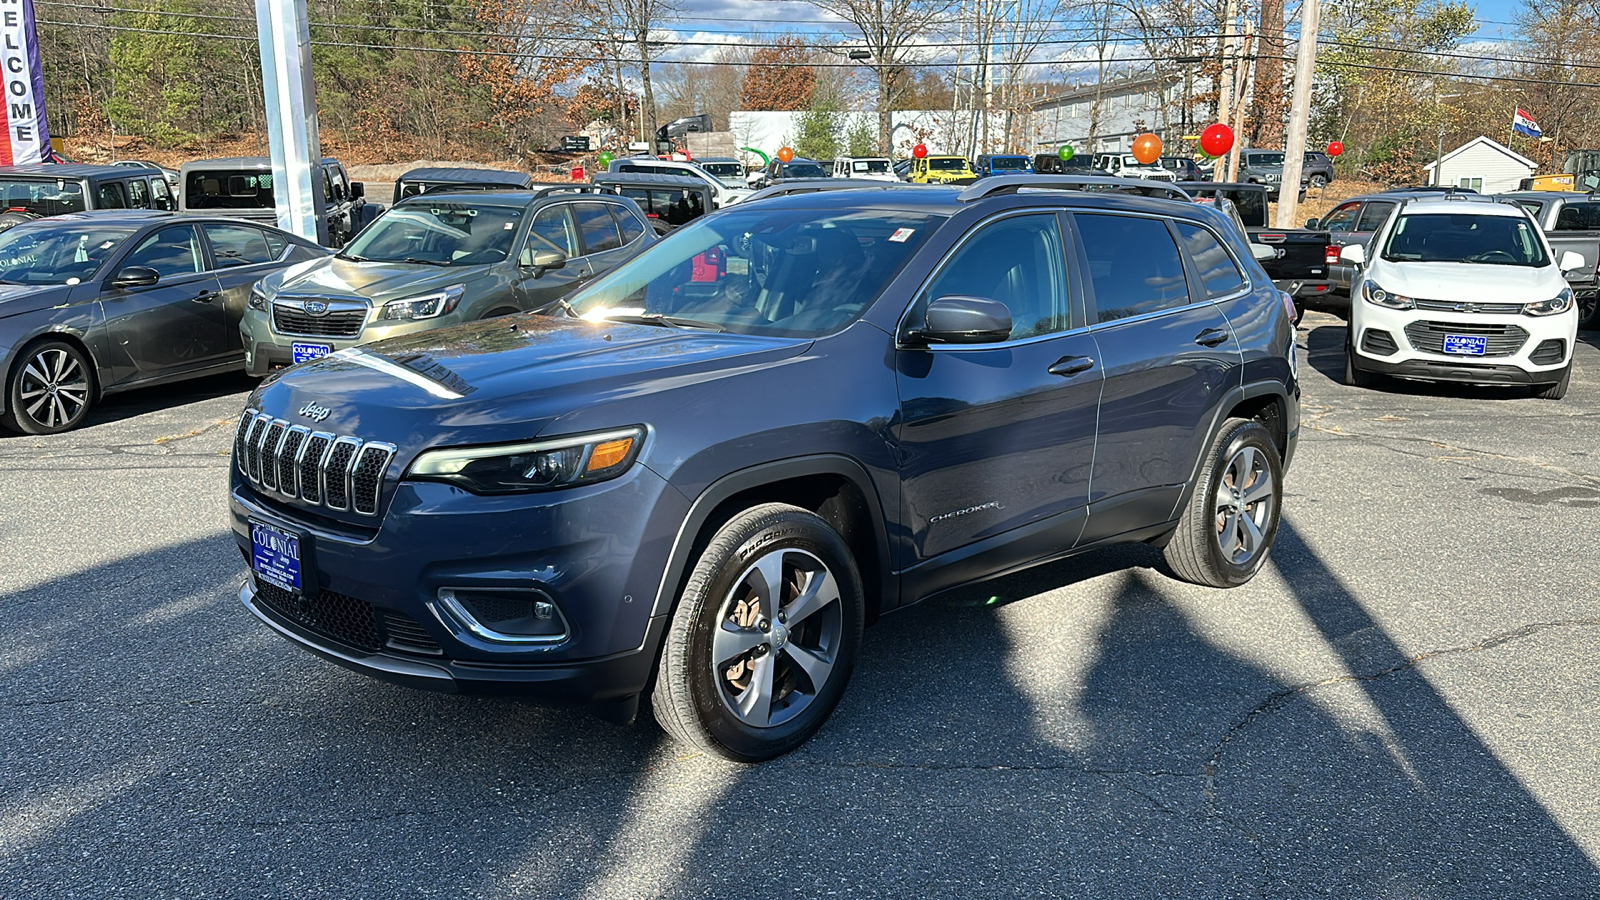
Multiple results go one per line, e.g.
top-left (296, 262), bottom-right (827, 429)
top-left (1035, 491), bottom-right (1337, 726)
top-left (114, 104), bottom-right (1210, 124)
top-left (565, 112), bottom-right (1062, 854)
top-left (435, 588), bottom-right (569, 645)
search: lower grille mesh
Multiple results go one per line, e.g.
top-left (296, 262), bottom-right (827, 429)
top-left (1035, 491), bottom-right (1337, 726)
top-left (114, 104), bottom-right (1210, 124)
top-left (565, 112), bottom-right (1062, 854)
top-left (254, 581), bottom-right (382, 652)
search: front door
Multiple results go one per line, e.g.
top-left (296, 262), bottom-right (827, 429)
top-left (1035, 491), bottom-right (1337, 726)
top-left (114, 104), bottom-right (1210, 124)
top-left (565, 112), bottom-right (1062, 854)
top-left (513, 204), bottom-right (592, 312)
top-left (1070, 212), bottom-right (1241, 543)
top-left (98, 224), bottom-right (227, 382)
top-left (894, 211), bottom-right (1102, 576)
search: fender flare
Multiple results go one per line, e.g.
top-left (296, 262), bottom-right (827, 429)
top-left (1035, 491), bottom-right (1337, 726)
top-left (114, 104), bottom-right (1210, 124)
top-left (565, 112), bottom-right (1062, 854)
top-left (1166, 380), bottom-right (1294, 528)
top-left (648, 454), bottom-right (893, 621)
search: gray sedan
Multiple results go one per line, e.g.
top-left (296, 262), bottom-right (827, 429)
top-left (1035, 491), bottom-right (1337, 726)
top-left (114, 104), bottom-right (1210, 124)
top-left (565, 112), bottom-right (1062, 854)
top-left (0, 210), bottom-right (326, 434)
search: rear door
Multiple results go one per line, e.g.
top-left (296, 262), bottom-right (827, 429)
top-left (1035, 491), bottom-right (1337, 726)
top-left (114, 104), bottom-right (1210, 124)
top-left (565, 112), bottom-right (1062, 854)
top-left (200, 222), bottom-right (293, 351)
top-left (1071, 211), bottom-right (1241, 543)
top-left (98, 224), bottom-right (229, 381)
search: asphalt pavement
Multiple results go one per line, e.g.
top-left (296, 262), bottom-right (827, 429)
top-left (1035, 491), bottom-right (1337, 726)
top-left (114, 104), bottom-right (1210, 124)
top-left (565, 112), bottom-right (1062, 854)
top-left (1, 312), bottom-right (1598, 898)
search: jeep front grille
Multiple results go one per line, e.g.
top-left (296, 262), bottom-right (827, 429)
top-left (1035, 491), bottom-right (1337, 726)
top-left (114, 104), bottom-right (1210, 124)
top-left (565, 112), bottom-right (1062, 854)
top-left (233, 409), bottom-right (395, 516)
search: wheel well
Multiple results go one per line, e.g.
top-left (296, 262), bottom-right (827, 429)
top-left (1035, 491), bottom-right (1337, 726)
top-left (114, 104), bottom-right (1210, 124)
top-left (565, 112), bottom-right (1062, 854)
top-left (1227, 394), bottom-right (1286, 457)
top-left (687, 473), bottom-right (886, 624)
top-left (4, 332), bottom-right (102, 405)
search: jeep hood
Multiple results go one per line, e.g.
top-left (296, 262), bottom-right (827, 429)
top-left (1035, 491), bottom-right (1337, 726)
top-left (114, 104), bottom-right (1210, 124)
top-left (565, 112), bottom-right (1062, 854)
top-left (262, 255), bottom-right (494, 304)
top-left (250, 314), bottom-right (812, 453)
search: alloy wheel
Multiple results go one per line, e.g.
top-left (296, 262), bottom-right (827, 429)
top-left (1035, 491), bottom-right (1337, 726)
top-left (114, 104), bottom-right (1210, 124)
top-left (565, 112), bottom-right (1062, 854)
top-left (1213, 445), bottom-right (1276, 565)
top-left (711, 548), bottom-right (844, 729)
top-left (17, 346), bottom-right (91, 430)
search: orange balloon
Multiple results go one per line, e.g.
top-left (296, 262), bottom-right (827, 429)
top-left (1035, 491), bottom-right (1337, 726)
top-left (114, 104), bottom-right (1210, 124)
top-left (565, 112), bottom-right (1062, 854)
top-left (1131, 133), bottom-right (1163, 166)
top-left (777, 146), bottom-right (795, 163)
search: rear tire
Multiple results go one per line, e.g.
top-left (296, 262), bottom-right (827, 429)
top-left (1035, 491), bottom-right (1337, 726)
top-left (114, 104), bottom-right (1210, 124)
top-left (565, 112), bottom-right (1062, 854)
top-left (652, 503), bottom-right (864, 762)
top-left (1578, 292), bottom-right (1600, 331)
top-left (1310, 174), bottom-right (1329, 189)
top-left (1535, 364), bottom-right (1571, 401)
top-left (1164, 419), bottom-right (1282, 588)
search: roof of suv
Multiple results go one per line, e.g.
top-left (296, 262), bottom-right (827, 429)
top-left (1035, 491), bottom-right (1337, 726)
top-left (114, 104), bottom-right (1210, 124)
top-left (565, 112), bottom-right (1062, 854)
top-left (393, 186), bottom-right (625, 207)
top-left (0, 164), bottom-right (143, 179)
top-left (1395, 196), bottom-right (1527, 217)
top-left (736, 179), bottom-right (1200, 218)
top-left (397, 167), bottom-right (532, 185)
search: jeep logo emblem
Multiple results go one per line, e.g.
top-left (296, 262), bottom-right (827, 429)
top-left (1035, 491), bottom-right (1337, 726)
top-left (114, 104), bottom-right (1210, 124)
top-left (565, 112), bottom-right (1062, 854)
top-left (303, 300), bottom-right (330, 316)
top-left (297, 401), bottom-right (332, 422)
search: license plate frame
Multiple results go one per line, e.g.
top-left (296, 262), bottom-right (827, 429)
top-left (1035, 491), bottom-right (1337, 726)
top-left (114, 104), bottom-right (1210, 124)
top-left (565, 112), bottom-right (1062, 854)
top-left (292, 341), bottom-right (333, 364)
top-left (250, 519), bottom-right (304, 595)
top-left (1442, 334), bottom-right (1488, 356)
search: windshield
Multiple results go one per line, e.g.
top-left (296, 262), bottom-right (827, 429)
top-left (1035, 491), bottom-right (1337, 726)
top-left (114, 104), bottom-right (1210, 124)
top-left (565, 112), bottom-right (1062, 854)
top-left (185, 169), bottom-right (274, 209)
top-left (342, 200), bottom-right (524, 265)
top-left (0, 222), bottom-right (134, 285)
top-left (929, 157), bottom-right (968, 171)
top-left (1248, 153), bottom-right (1285, 167)
top-left (780, 162), bottom-right (828, 178)
top-left (700, 162), bottom-right (741, 178)
top-left (1381, 213), bottom-right (1550, 267)
top-left (567, 208), bottom-right (943, 337)
top-left (852, 159), bottom-right (891, 173)
top-left (991, 157), bottom-right (1029, 171)
top-left (0, 178), bottom-right (86, 217)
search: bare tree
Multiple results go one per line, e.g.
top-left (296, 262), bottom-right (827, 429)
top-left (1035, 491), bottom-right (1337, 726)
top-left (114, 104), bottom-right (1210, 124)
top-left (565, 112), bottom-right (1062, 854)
top-left (811, 0), bottom-right (959, 151)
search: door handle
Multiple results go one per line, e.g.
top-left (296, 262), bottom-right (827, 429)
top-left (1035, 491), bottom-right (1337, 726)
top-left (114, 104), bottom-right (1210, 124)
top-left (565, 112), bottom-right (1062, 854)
top-left (1048, 355), bottom-right (1095, 377)
top-left (1195, 327), bottom-right (1230, 347)
top-left (191, 290), bottom-right (216, 303)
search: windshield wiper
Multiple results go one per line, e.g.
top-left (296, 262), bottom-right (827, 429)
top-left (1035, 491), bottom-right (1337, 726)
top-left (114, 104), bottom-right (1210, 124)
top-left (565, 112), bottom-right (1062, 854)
top-left (599, 312), bottom-right (724, 332)
top-left (335, 252), bottom-right (369, 262)
top-left (403, 257), bottom-right (450, 267)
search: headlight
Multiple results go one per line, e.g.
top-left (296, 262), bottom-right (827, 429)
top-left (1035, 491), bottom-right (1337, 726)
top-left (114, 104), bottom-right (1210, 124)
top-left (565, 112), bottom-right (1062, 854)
top-left (248, 283), bottom-right (268, 311)
top-left (1362, 281), bottom-right (1414, 310)
top-left (379, 284), bottom-right (464, 321)
top-left (1524, 288), bottom-right (1573, 317)
top-left (407, 427), bottom-right (644, 495)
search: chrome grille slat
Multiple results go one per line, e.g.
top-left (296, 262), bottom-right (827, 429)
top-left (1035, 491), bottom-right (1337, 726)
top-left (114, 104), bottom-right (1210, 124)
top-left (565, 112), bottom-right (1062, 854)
top-left (233, 414), bottom-right (391, 517)
top-left (1414, 298), bottom-right (1525, 315)
top-left (272, 303), bottom-right (366, 338)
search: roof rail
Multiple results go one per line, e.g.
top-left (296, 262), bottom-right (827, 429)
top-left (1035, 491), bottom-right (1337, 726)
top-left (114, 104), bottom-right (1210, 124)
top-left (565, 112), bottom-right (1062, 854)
top-left (741, 178), bottom-right (917, 203)
top-left (958, 174), bottom-right (1191, 202)
top-left (532, 184), bottom-right (619, 199)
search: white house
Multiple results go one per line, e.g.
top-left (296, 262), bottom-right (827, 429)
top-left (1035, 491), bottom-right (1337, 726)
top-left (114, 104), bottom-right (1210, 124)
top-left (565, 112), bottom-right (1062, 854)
top-left (1423, 137), bottom-right (1536, 193)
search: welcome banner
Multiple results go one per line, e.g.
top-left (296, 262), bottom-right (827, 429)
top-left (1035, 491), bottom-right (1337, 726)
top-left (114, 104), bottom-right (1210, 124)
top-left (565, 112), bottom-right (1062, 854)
top-left (0, 0), bottom-right (49, 165)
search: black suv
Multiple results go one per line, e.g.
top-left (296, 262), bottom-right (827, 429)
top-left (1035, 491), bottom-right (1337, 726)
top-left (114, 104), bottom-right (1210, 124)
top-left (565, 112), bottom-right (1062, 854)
top-left (0, 164), bottom-right (177, 231)
top-left (229, 176), bottom-right (1300, 762)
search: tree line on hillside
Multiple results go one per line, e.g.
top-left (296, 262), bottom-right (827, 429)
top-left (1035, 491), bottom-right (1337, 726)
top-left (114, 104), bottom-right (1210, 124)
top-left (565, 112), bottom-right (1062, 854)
top-left (33, 0), bottom-right (1600, 178)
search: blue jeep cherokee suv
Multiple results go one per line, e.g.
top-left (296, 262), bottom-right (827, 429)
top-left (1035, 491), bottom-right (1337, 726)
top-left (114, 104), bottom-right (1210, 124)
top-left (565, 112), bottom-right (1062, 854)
top-left (230, 176), bottom-right (1300, 761)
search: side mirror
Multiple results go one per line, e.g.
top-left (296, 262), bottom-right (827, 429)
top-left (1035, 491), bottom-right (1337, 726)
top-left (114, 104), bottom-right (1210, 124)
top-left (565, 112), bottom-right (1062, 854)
top-left (1249, 243), bottom-right (1279, 261)
top-left (1339, 244), bottom-right (1366, 266)
top-left (521, 248), bottom-right (566, 275)
top-left (908, 295), bottom-right (1013, 345)
top-left (1559, 250), bottom-right (1584, 273)
top-left (111, 266), bottom-right (160, 289)
top-left (350, 182), bottom-right (365, 200)
top-left (1305, 218), bottom-right (1319, 229)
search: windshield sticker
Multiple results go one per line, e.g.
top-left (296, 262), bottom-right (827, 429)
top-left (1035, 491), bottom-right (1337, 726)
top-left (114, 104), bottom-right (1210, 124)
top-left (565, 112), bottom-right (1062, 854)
top-left (889, 228), bottom-right (915, 243)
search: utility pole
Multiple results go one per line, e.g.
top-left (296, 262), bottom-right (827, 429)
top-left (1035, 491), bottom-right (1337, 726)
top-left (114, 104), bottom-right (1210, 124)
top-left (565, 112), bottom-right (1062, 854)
top-left (1275, 0), bottom-right (1318, 228)
top-left (1227, 24), bottom-right (1255, 182)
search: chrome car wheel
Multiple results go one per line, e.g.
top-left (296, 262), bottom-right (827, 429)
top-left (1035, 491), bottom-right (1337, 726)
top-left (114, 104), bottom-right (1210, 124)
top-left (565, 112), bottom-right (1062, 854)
top-left (712, 548), bottom-right (844, 729)
top-left (1214, 445), bottom-right (1276, 566)
top-left (8, 342), bottom-right (93, 434)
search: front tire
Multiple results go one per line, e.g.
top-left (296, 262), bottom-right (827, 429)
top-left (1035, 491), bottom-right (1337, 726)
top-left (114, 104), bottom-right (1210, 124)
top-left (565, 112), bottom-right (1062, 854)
top-left (652, 503), bottom-right (864, 762)
top-left (3, 339), bottom-right (96, 435)
top-left (1164, 419), bottom-right (1283, 588)
top-left (1310, 174), bottom-right (1329, 189)
top-left (1535, 364), bottom-right (1571, 401)
top-left (1578, 292), bottom-right (1599, 331)
top-left (1344, 340), bottom-right (1376, 388)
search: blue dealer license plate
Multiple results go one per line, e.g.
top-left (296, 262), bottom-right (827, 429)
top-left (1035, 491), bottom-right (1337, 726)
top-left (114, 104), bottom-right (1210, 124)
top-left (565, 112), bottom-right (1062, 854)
top-left (1442, 334), bottom-right (1487, 356)
top-left (292, 342), bottom-right (332, 364)
top-left (250, 520), bottom-right (301, 593)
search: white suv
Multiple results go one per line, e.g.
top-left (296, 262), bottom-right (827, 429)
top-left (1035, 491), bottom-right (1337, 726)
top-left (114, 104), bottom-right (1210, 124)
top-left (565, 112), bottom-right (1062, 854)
top-left (831, 157), bottom-right (900, 182)
top-left (1091, 153), bottom-right (1179, 182)
top-left (607, 157), bottom-right (751, 207)
top-left (1342, 196), bottom-right (1580, 399)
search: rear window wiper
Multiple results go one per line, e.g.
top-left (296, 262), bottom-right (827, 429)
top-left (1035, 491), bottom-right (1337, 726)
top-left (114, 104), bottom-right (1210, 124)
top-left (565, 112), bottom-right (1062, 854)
top-left (599, 312), bottom-right (724, 332)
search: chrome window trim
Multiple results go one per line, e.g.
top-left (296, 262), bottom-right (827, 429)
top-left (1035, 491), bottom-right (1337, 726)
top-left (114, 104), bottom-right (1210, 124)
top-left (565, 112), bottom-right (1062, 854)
top-left (433, 588), bottom-right (571, 646)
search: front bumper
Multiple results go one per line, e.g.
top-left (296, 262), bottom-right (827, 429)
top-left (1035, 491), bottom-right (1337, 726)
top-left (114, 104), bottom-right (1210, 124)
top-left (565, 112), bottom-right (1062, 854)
top-left (240, 306), bottom-right (468, 376)
top-left (1350, 301), bottom-right (1577, 385)
top-left (229, 460), bottom-right (690, 703)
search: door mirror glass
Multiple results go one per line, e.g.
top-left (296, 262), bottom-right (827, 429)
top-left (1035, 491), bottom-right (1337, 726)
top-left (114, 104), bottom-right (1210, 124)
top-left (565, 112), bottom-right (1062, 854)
top-left (1305, 218), bottom-right (1319, 229)
top-left (349, 182), bottom-right (365, 200)
top-left (112, 266), bottom-right (161, 288)
top-left (911, 295), bottom-right (1014, 344)
top-left (1339, 244), bottom-right (1366, 265)
top-left (1250, 242), bottom-right (1278, 261)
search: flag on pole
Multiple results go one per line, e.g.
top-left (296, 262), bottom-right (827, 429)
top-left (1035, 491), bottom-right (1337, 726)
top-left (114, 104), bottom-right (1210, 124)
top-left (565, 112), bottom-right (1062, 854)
top-left (1512, 108), bottom-right (1543, 139)
top-left (0, 0), bottom-right (51, 165)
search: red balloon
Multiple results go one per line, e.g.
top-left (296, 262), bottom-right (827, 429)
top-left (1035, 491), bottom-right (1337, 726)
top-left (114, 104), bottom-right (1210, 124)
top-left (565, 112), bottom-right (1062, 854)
top-left (1131, 133), bottom-right (1163, 166)
top-left (1326, 141), bottom-right (1344, 157)
top-left (1199, 123), bottom-right (1234, 158)
top-left (912, 143), bottom-right (928, 159)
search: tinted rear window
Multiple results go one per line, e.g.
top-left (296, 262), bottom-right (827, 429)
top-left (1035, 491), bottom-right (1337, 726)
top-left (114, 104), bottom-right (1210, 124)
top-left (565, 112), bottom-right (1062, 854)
top-left (1553, 203), bottom-right (1600, 230)
top-left (619, 187), bottom-right (705, 226)
top-left (185, 170), bottom-right (274, 209)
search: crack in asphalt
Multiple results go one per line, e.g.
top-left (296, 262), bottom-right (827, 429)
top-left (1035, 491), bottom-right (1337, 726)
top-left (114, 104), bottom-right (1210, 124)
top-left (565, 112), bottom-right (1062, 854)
top-left (1200, 617), bottom-right (1600, 810)
top-left (1300, 418), bottom-right (1600, 488)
